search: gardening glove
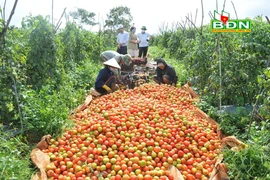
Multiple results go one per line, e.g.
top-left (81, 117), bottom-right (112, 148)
top-left (102, 85), bottom-right (112, 93)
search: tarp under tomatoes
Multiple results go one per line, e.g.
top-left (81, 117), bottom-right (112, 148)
top-left (31, 82), bottom-right (246, 180)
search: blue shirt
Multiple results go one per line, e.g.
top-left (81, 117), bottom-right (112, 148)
top-left (117, 31), bottom-right (129, 46)
top-left (95, 66), bottom-right (114, 89)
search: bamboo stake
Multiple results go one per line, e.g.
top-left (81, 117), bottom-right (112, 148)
top-left (231, 1), bottom-right (238, 19)
top-left (52, 0), bottom-right (54, 30)
top-left (3, 0), bottom-right (7, 21)
top-left (55, 8), bottom-right (67, 33)
top-left (200, 0), bottom-right (204, 35)
top-left (185, 16), bottom-right (201, 34)
top-left (10, 74), bottom-right (23, 134)
top-left (209, 11), bottom-right (214, 19)
top-left (223, 0), bottom-right (227, 11)
top-left (218, 37), bottom-right (222, 110)
top-left (194, 8), bottom-right (198, 26)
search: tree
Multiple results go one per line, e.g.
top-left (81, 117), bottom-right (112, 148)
top-left (69, 8), bottom-right (97, 27)
top-left (103, 6), bottom-right (133, 47)
top-left (104, 6), bottom-right (133, 30)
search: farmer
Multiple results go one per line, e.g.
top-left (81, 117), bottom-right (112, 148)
top-left (100, 50), bottom-right (133, 79)
top-left (117, 24), bottom-right (129, 55)
top-left (100, 50), bottom-right (132, 67)
top-left (137, 26), bottom-right (151, 58)
top-left (153, 58), bottom-right (178, 87)
top-left (95, 58), bottom-right (121, 95)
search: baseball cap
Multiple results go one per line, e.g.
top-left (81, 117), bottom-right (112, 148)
top-left (118, 24), bottom-right (124, 29)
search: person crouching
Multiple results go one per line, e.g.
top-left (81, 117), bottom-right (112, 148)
top-left (153, 58), bottom-right (178, 87)
top-left (95, 58), bottom-right (121, 95)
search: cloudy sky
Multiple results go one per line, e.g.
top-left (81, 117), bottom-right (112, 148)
top-left (2, 0), bottom-right (269, 34)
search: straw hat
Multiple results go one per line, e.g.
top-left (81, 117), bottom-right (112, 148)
top-left (103, 58), bottom-right (121, 69)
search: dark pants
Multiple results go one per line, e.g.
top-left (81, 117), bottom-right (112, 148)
top-left (117, 46), bottom-right (127, 55)
top-left (95, 76), bottom-right (116, 95)
top-left (153, 75), bottom-right (172, 84)
top-left (138, 46), bottom-right (148, 58)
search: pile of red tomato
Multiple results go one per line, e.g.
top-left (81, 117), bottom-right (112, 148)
top-left (44, 84), bottom-right (222, 180)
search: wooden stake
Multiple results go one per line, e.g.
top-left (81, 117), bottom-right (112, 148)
top-left (194, 8), bottom-right (198, 25)
top-left (216, 0), bottom-right (218, 12)
top-left (266, 16), bottom-right (270, 24)
top-left (2, 0), bottom-right (7, 21)
top-left (52, 0), bottom-right (54, 30)
top-left (231, 1), bottom-right (238, 19)
top-left (223, 0), bottom-right (227, 11)
top-left (218, 37), bottom-right (222, 110)
top-left (200, 0), bottom-right (204, 35)
top-left (0, 0), bottom-right (19, 47)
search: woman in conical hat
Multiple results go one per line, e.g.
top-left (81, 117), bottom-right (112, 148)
top-left (103, 58), bottom-right (121, 69)
top-left (95, 58), bottom-right (121, 95)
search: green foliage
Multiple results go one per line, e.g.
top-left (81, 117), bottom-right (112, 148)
top-left (0, 126), bottom-right (33, 180)
top-left (223, 144), bottom-right (270, 180)
top-left (217, 108), bottom-right (250, 137)
top-left (69, 8), bottom-right (97, 26)
top-left (148, 46), bottom-right (170, 59)
top-left (258, 68), bottom-right (270, 120)
top-left (104, 6), bottom-right (133, 30)
top-left (152, 18), bottom-right (270, 107)
top-left (21, 61), bottom-right (100, 140)
top-left (0, 24), bottom-right (28, 124)
top-left (26, 15), bottom-right (62, 90)
top-left (247, 120), bottom-right (270, 145)
top-left (22, 84), bottom-right (71, 140)
top-left (58, 22), bottom-right (104, 70)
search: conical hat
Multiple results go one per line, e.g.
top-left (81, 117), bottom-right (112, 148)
top-left (103, 58), bottom-right (121, 69)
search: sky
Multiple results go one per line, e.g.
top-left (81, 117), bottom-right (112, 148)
top-left (1, 0), bottom-right (269, 35)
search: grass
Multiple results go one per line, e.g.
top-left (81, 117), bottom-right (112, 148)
top-left (0, 125), bottom-right (34, 180)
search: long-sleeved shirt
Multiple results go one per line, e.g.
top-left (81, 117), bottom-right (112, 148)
top-left (95, 66), bottom-right (114, 89)
top-left (156, 64), bottom-right (178, 84)
top-left (117, 31), bottom-right (129, 46)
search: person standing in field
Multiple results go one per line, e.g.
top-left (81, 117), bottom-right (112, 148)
top-left (127, 26), bottom-right (139, 58)
top-left (117, 24), bottom-right (129, 55)
top-left (137, 26), bottom-right (151, 58)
